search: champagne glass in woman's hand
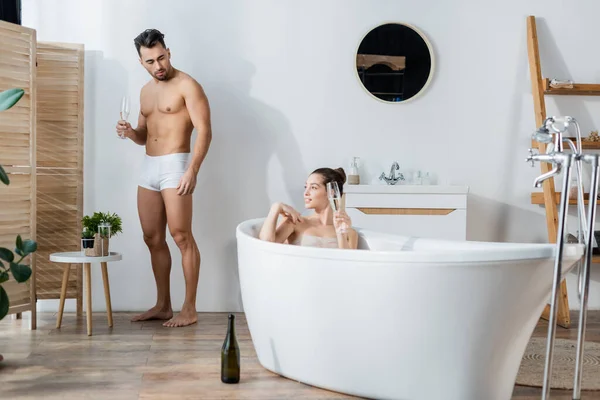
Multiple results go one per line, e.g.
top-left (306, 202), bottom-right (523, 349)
top-left (327, 181), bottom-right (347, 233)
top-left (333, 210), bottom-right (352, 235)
top-left (118, 96), bottom-right (131, 139)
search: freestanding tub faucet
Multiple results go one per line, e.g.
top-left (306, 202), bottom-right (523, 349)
top-left (528, 115), bottom-right (598, 400)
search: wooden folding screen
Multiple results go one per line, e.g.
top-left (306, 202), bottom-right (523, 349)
top-left (0, 21), bottom-right (37, 327)
top-left (35, 42), bottom-right (84, 314)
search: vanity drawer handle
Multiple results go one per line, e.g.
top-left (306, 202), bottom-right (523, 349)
top-left (355, 208), bottom-right (455, 215)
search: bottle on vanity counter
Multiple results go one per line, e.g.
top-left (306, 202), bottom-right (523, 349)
top-left (348, 157), bottom-right (360, 185)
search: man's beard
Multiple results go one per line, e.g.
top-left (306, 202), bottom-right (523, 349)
top-left (154, 69), bottom-right (168, 80)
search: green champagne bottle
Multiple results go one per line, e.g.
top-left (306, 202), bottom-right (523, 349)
top-left (221, 313), bottom-right (240, 383)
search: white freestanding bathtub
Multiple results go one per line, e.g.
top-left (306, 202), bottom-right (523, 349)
top-left (235, 218), bottom-right (584, 400)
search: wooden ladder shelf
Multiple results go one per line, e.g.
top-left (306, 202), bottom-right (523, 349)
top-left (527, 16), bottom-right (600, 329)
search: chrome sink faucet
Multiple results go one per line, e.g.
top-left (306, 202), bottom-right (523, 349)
top-left (379, 161), bottom-right (404, 185)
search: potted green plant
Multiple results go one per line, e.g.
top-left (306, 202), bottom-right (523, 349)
top-left (81, 228), bottom-right (95, 256)
top-left (81, 212), bottom-right (123, 256)
top-left (0, 88), bottom-right (36, 362)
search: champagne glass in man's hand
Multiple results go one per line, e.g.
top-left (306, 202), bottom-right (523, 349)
top-left (117, 96), bottom-right (131, 139)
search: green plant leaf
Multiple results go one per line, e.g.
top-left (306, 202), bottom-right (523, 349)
top-left (0, 164), bottom-right (8, 185)
top-left (82, 211), bottom-right (123, 237)
top-left (22, 239), bottom-right (37, 254)
top-left (0, 88), bottom-right (24, 111)
top-left (16, 235), bottom-right (23, 252)
top-left (10, 262), bottom-right (31, 283)
top-left (0, 270), bottom-right (8, 284)
top-left (0, 286), bottom-right (8, 321)
top-left (82, 214), bottom-right (100, 234)
top-left (0, 247), bottom-right (14, 263)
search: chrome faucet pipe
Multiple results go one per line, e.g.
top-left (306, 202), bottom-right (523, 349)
top-left (555, 118), bottom-right (592, 301)
top-left (529, 116), bottom-right (594, 400)
top-left (541, 152), bottom-right (574, 400)
top-left (572, 153), bottom-right (599, 400)
top-left (532, 165), bottom-right (561, 188)
top-left (537, 117), bottom-right (590, 301)
top-left (563, 137), bottom-right (588, 301)
top-left (526, 150), bottom-right (561, 188)
top-left (569, 118), bottom-right (589, 244)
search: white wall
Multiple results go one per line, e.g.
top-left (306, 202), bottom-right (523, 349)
top-left (21, 0), bottom-right (600, 312)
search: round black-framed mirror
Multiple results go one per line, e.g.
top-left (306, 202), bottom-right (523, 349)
top-left (356, 23), bottom-right (434, 103)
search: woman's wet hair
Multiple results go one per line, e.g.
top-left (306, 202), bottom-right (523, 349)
top-left (311, 167), bottom-right (347, 195)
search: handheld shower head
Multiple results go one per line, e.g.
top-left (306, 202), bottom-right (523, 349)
top-left (532, 116), bottom-right (558, 144)
top-left (532, 126), bottom-right (553, 143)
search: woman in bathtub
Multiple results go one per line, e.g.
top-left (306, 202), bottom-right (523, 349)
top-left (259, 167), bottom-right (358, 249)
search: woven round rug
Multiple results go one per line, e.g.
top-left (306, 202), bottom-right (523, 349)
top-left (516, 337), bottom-right (600, 390)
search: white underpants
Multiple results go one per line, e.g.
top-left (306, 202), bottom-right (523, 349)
top-left (139, 153), bottom-right (190, 192)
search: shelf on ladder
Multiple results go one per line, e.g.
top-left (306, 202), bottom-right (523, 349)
top-left (531, 192), bottom-right (600, 205)
top-left (543, 78), bottom-right (600, 96)
top-left (566, 139), bottom-right (600, 150)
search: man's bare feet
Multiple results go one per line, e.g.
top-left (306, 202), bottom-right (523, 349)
top-left (163, 305), bottom-right (197, 327)
top-left (131, 305), bottom-right (173, 322)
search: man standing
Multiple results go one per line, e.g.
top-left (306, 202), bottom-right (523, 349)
top-left (116, 29), bottom-right (211, 327)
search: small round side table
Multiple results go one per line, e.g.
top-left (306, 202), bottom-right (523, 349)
top-left (49, 251), bottom-right (122, 336)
